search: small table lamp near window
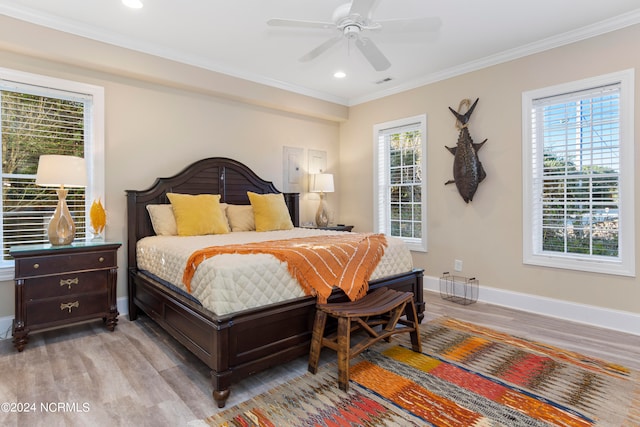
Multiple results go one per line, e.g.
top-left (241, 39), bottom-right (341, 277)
top-left (310, 173), bottom-right (334, 227)
top-left (36, 155), bottom-right (87, 246)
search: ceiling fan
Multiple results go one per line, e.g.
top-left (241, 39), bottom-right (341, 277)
top-left (267, 0), bottom-right (441, 72)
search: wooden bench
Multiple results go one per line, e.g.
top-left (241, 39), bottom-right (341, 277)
top-left (307, 287), bottom-right (422, 391)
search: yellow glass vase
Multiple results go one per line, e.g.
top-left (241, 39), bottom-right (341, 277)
top-left (89, 199), bottom-right (106, 240)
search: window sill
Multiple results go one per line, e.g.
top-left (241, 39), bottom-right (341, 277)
top-left (523, 253), bottom-right (635, 277)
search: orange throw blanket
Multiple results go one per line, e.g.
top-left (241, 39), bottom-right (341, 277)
top-left (182, 233), bottom-right (387, 303)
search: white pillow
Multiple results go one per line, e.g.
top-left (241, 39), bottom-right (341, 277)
top-left (146, 204), bottom-right (178, 236)
top-left (226, 204), bottom-right (255, 232)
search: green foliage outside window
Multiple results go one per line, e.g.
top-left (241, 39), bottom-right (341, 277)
top-left (388, 130), bottom-right (422, 240)
top-left (541, 152), bottom-right (618, 257)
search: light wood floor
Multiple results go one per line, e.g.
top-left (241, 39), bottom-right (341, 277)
top-left (0, 291), bottom-right (638, 426)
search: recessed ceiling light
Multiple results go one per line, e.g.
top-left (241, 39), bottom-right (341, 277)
top-left (334, 71), bottom-right (346, 79)
top-left (122, 0), bottom-right (143, 9)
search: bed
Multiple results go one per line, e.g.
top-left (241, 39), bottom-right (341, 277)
top-left (126, 157), bottom-right (424, 408)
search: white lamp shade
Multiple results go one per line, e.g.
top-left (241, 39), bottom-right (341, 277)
top-left (310, 173), bottom-right (334, 193)
top-left (35, 155), bottom-right (87, 187)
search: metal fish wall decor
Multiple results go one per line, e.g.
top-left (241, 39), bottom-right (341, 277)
top-left (445, 98), bottom-right (487, 203)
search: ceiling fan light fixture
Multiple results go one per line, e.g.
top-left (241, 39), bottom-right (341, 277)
top-left (122, 0), bottom-right (143, 9)
top-left (343, 24), bottom-right (360, 39)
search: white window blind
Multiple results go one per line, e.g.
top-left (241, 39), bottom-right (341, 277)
top-left (1, 88), bottom-right (88, 258)
top-left (532, 83), bottom-right (620, 257)
top-left (374, 115), bottom-right (427, 252)
top-left (523, 69), bottom-right (634, 276)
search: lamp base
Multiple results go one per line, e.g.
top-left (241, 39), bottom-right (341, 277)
top-left (315, 192), bottom-right (330, 228)
top-left (48, 188), bottom-right (76, 246)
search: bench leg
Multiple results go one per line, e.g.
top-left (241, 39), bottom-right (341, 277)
top-left (337, 316), bottom-right (351, 391)
top-left (308, 310), bottom-right (327, 374)
top-left (383, 302), bottom-right (406, 334)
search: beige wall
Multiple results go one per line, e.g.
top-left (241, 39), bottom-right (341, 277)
top-left (340, 24), bottom-right (640, 315)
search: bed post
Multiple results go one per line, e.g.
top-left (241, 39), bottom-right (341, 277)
top-left (284, 193), bottom-right (300, 227)
top-left (126, 189), bottom-right (139, 321)
top-left (415, 270), bottom-right (425, 322)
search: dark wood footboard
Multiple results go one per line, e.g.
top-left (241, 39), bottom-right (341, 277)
top-left (128, 267), bottom-right (424, 408)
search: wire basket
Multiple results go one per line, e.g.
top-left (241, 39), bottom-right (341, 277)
top-left (439, 272), bottom-right (479, 305)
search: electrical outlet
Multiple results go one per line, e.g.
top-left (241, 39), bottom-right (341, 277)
top-left (454, 259), bottom-right (463, 272)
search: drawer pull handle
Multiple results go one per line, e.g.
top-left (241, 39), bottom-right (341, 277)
top-left (99, 257), bottom-right (105, 263)
top-left (60, 277), bottom-right (79, 289)
top-left (60, 301), bottom-right (79, 313)
top-left (33, 263), bottom-right (39, 269)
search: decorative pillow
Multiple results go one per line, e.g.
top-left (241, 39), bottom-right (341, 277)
top-left (219, 202), bottom-right (230, 228)
top-left (166, 193), bottom-right (230, 236)
top-left (247, 192), bottom-right (294, 232)
top-left (226, 204), bottom-right (256, 232)
top-left (146, 204), bottom-right (178, 236)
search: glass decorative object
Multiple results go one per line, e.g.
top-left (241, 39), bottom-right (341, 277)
top-left (89, 198), bottom-right (106, 240)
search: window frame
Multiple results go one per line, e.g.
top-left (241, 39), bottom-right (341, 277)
top-left (373, 114), bottom-right (428, 252)
top-left (522, 69), bottom-right (635, 276)
top-left (0, 67), bottom-right (104, 280)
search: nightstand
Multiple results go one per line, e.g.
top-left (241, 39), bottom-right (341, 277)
top-left (10, 241), bottom-right (121, 352)
top-left (317, 224), bottom-right (354, 232)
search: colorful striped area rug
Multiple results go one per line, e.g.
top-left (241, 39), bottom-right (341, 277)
top-left (197, 318), bottom-right (639, 426)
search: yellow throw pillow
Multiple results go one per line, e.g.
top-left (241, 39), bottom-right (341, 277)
top-left (247, 192), bottom-right (294, 232)
top-left (167, 193), bottom-right (229, 236)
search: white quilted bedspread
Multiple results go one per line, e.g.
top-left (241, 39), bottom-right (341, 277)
top-left (136, 228), bottom-right (413, 315)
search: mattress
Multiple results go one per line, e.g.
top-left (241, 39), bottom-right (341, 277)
top-left (136, 228), bottom-right (413, 315)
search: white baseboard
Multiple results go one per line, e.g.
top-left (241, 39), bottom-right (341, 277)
top-left (117, 296), bottom-right (129, 318)
top-left (0, 296), bottom-right (131, 341)
top-left (0, 316), bottom-right (13, 340)
top-left (424, 275), bottom-right (640, 336)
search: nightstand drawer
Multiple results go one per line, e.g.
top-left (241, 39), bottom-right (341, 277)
top-left (24, 270), bottom-right (108, 300)
top-left (26, 292), bottom-right (108, 326)
top-left (15, 250), bottom-right (116, 278)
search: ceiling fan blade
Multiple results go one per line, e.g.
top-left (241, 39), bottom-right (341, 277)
top-left (267, 18), bottom-right (334, 30)
top-left (349, 0), bottom-right (379, 21)
top-left (355, 37), bottom-right (391, 71)
top-left (299, 36), bottom-right (343, 62)
top-left (375, 16), bottom-right (442, 33)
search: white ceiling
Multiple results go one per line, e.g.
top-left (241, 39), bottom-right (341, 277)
top-left (1, 0), bottom-right (639, 106)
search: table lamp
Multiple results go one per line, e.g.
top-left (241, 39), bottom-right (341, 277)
top-left (310, 173), bottom-right (334, 227)
top-left (35, 155), bottom-right (87, 245)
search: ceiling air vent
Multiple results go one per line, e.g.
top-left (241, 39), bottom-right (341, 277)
top-left (375, 77), bottom-right (393, 84)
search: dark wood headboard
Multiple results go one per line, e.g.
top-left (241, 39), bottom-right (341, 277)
top-left (126, 157), bottom-right (299, 271)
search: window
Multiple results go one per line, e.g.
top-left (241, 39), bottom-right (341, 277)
top-left (374, 115), bottom-right (427, 252)
top-left (522, 70), bottom-right (634, 276)
top-left (0, 67), bottom-right (104, 278)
